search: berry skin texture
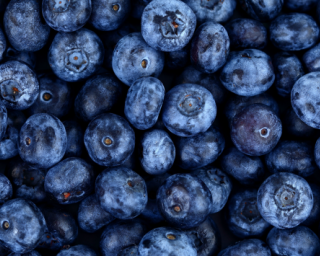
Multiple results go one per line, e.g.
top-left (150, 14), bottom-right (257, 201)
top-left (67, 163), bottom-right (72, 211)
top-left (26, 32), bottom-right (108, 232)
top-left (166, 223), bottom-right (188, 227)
top-left (84, 113), bottom-right (135, 167)
top-left (0, 173), bottom-right (12, 204)
top-left (0, 102), bottom-right (7, 141)
top-left (220, 49), bottom-right (275, 97)
top-left (190, 22), bottom-right (230, 74)
top-left (257, 172), bottom-right (313, 229)
top-left (291, 72), bottom-right (320, 129)
top-left (302, 43), bottom-right (320, 73)
top-left (63, 120), bottom-right (84, 158)
top-left (141, 0), bottom-right (197, 52)
top-left (57, 245), bottom-right (98, 256)
top-left (124, 77), bottom-right (165, 130)
top-left (0, 61), bottom-right (39, 110)
top-left (218, 239), bottom-right (271, 256)
top-left (95, 167), bottom-right (148, 219)
top-left (162, 84), bottom-right (217, 137)
top-left (0, 125), bottom-right (19, 160)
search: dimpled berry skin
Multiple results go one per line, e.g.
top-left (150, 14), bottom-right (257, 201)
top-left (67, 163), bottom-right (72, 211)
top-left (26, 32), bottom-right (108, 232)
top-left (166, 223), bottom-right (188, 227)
top-left (157, 173), bottom-right (213, 229)
top-left (141, 0), bottom-right (197, 52)
top-left (0, 126), bottom-right (18, 160)
top-left (95, 167), bottom-right (148, 219)
top-left (190, 22), bottom-right (229, 74)
top-left (273, 52), bottom-right (304, 98)
top-left (270, 13), bottom-right (319, 52)
top-left (225, 18), bottom-right (267, 50)
top-left (302, 184), bottom-right (320, 226)
top-left (162, 84), bottom-right (217, 137)
top-left (231, 104), bottom-right (282, 156)
top-left (140, 129), bottom-right (175, 175)
top-left (57, 245), bottom-right (98, 256)
top-left (221, 147), bottom-right (265, 185)
top-left (0, 173), bottom-right (12, 204)
top-left (0, 102), bottom-right (7, 141)
top-left (63, 120), bottom-right (84, 158)
top-left (139, 227), bottom-right (197, 256)
top-left (265, 141), bottom-right (316, 177)
top-left (75, 73), bottom-right (123, 122)
top-left (303, 43), bottom-right (320, 73)
top-left (291, 72), bottom-right (320, 129)
top-left (227, 190), bottom-right (270, 239)
top-left (27, 74), bottom-right (71, 118)
top-left (4, 0), bottom-right (50, 52)
top-left (125, 77), bottom-right (165, 130)
top-left (267, 226), bottom-right (320, 256)
top-left (239, 0), bottom-right (283, 22)
top-left (175, 66), bottom-right (228, 106)
top-left (48, 28), bottom-right (104, 82)
top-left (220, 49), bottom-right (275, 97)
top-left (0, 199), bottom-right (46, 253)
top-left (18, 113), bottom-right (67, 169)
top-left (112, 33), bottom-right (164, 86)
top-left (218, 239), bottom-right (271, 256)
top-left (175, 126), bottom-right (225, 170)
top-left (0, 61), bottom-right (39, 110)
top-left (43, 0), bottom-right (92, 32)
top-left (45, 157), bottom-right (95, 204)
top-left (78, 194), bottom-right (115, 233)
top-left (191, 167), bottom-right (231, 214)
top-left (89, 0), bottom-right (130, 31)
top-left (183, 0), bottom-right (236, 24)
top-left (257, 173), bottom-right (313, 229)
top-left (100, 219), bottom-right (148, 256)
top-left (224, 93), bottom-right (279, 128)
top-left (84, 113), bottom-right (135, 167)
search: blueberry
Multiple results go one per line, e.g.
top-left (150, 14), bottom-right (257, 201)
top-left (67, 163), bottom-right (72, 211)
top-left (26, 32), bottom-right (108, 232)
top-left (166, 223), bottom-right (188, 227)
top-left (112, 33), bottom-right (164, 86)
top-left (225, 18), bottom-right (267, 50)
top-left (57, 245), bottom-right (98, 256)
top-left (89, 0), bottom-right (130, 31)
top-left (257, 172), bottom-right (313, 229)
top-left (191, 167), bottom-right (231, 213)
top-left (141, 0), bottom-right (197, 52)
top-left (314, 136), bottom-right (320, 169)
top-left (0, 61), bottom-right (39, 110)
top-left (0, 102), bottom-right (7, 141)
top-left (273, 52), bottom-right (304, 97)
top-left (78, 194), bottom-right (115, 233)
top-left (270, 13), bottom-right (319, 51)
top-left (285, 0), bottom-right (317, 12)
top-left (48, 28), bottom-right (104, 82)
top-left (220, 49), bottom-right (275, 96)
top-left (0, 126), bottom-right (18, 160)
top-left (165, 47), bottom-right (189, 70)
top-left (8, 251), bottom-right (41, 256)
top-left (38, 206), bottom-right (78, 250)
top-left (186, 217), bottom-right (221, 256)
top-left (19, 113), bottom-right (67, 169)
top-left (84, 113), bottom-right (135, 167)
top-left (291, 72), bottom-right (320, 129)
top-left (231, 104), bottom-right (282, 156)
top-left (138, 227), bottom-right (197, 256)
top-left (162, 84), bottom-right (217, 137)
top-left (117, 246), bottom-right (138, 256)
top-left (0, 199), bottom-right (46, 253)
top-left (157, 173), bottom-right (213, 229)
top-left (139, 129), bottom-right (175, 175)
top-left (131, 0), bottom-right (152, 19)
top-left (63, 120), bottom-right (84, 158)
top-left (175, 66), bottom-right (228, 105)
top-left (221, 146), bottom-right (265, 185)
top-left (190, 22), bottom-right (230, 74)
top-left (96, 167), bottom-right (148, 219)
top-left (74, 73), bottom-right (123, 122)
top-left (218, 239), bottom-right (271, 256)
top-left (42, 0), bottom-right (91, 32)
top-left (239, 0), bottom-right (283, 22)
top-left (45, 157), bottom-right (95, 204)
top-left (7, 109), bottom-right (26, 131)
top-left (224, 93), bottom-right (279, 128)
top-left (0, 173), bottom-right (12, 204)
top-left (302, 184), bottom-right (320, 226)
top-left (100, 219), bottom-right (148, 256)
top-left (5, 47), bottom-right (36, 69)
top-left (145, 173), bottom-right (171, 199)
top-left (183, 0), bottom-right (236, 24)
top-left (267, 226), bottom-right (320, 256)
top-left (227, 189), bottom-right (270, 238)
top-left (27, 74), bottom-right (71, 118)
top-left (175, 125), bottom-right (225, 170)
top-left (140, 199), bottom-right (164, 224)
top-left (303, 43), bottom-right (320, 73)
top-left (0, 28), bottom-right (6, 62)
top-left (265, 140), bottom-right (316, 177)
top-left (4, 0), bottom-right (50, 52)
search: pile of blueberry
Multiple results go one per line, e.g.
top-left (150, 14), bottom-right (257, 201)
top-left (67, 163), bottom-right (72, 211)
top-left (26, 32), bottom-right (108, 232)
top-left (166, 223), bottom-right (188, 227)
top-left (1, 0), bottom-right (320, 255)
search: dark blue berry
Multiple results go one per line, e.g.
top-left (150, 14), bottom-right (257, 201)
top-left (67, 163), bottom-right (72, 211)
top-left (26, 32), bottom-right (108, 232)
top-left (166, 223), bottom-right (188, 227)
top-left (0, 125), bottom-right (18, 160)
top-left (63, 120), bottom-right (84, 158)
top-left (303, 43), bottom-right (320, 73)
top-left (0, 173), bottom-right (12, 204)
top-left (302, 184), bottom-right (320, 226)
top-left (218, 239), bottom-right (271, 256)
top-left (57, 245), bottom-right (98, 256)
